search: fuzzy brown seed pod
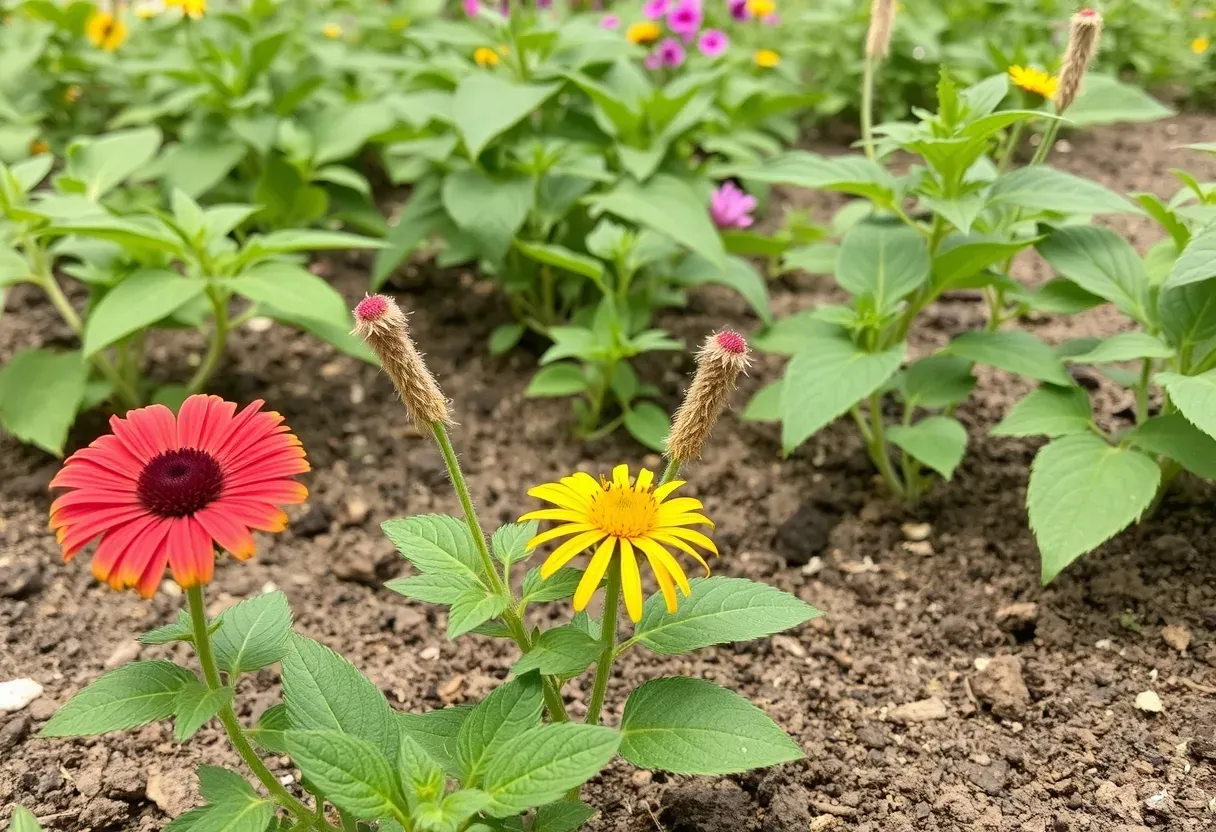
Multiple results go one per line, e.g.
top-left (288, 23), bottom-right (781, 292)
top-left (353, 294), bottom-right (452, 430)
top-left (666, 331), bottom-right (752, 465)
top-left (865, 0), bottom-right (897, 59)
top-left (1056, 8), bottom-right (1103, 114)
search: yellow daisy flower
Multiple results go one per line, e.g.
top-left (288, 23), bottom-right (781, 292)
top-left (473, 46), bottom-right (500, 66)
top-left (30, 138), bottom-right (49, 155)
top-left (746, 0), bottom-right (775, 17)
top-left (182, 0), bottom-right (205, 18)
top-left (322, 22), bottom-right (343, 38)
top-left (64, 85), bottom-right (81, 103)
top-left (753, 48), bottom-right (780, 68)
top-left (85, 11), bottom-right (128, 52)
top-left (1193, 37), bottom-right (1210, 55)
top-left (520, 465), bottom-right (718, 622)
top-left (626, 21), bottom-right (661, 45)
top-left (1008, 65), bottom-right (1058, 100)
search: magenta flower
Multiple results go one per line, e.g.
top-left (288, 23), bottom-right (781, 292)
top-left (667, 0), bottom-right (703, 43)
top-left (601, 12), bottom-right (620, 28)
top-left (537, 0), bottom-right (553, 8)
top-left (728, 0), bottom-right (749, 21)
top-left (657, 37), bottom-right (686, 67)
top-left (698, 28), bottom-right (728, 57)
top-left (710, 182), bottom-right (757, 229)
top-left (464, 0), bottom-right (479, 15)
top-left (762, 13), bottom-right (779, 25)
top-left (642, 0), bottom-right (670, 20)
top-left (644, 51), bottom-right (663, 70)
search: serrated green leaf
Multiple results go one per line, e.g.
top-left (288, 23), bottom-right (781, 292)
top-left (733, 151), bottom-right (895, 203)
top-left (442, 170), bottom-right (534, 263)
top-left (671, 255), bottom-right (772, 324)
top-left (1028, 434), bottom-right (1159, 583)
top-left (447, 589), bottom-right (507, 639)
top-left (521, 567), bottom-right (585, 604)
top-left (457, 674), bottom-right (545, 786)
top-left (1160, 280), bottom-right (1216, 349)
top-left (511, 626), bottom-right (602, 677)
top-left (835, 219), bottom-right (929, 312)
top-left (900, 355), bottom-right (976, 409)
top-left (482, 723), bottom-right (621, 816)
top-left (386, 573), bottom-right (481, 605)
top-left (533, 801), bottom-right (597, 832)
top-left (988, 165), bottom-right (1132, 216)
top-left (945, 331), bottom-right (1072, 386)
top-left (991, 385), bottom-right (1093, 438)
top-left (887, 416), bottom-right (968, 480)
top-left (138, 611), bottom-right (196, 645)
top-left (1157, 370), bottom-right (1216, 441)
top-left (397, 730), bottom-right (445, 809)
top-left (0, 348), bottom-right (89, 455)
top-left (210, 590), bottom-right (292, 676)
top-left (40, 661), bottom-right (195, 737)
top-left (1063, 332), bottom-right (1173, 364)
top-left (189, 796), bottom-right (274, 832)
top-left (197, 766), bottom-right (258, 805)
top-left (619, 677), bottom-right (803, 774)
top-left (396, 707), bottom-right (473, 775)
top-left (635, 577), bottom-right (821, 655)
top-left (932, 235), bottom-right (1033, 291)
top-left (285, 730), bottom-right (405, 821)
top-left (173, 682), bottom-right (233, 742)
top-left (1035, 226), bottom-right (1150, 322)
top-left (492, 522), bottom-right (538, 566)
top-left (1126, 413), bottom-right (1216, 480)
top-left (247, 704), bottom-right (292, 754)
top-left (1163, 223), bottom-right (1216, 290)
top-left (382, 515), bottom-right (485, 581)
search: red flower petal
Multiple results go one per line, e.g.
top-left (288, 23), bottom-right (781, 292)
top-left (167, 516), bottom-right (215, 589)
top-left (195, 505), bottom-right (257, 560)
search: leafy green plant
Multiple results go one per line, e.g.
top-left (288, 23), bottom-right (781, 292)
top-left (0, 127), bottom-right (380, 455)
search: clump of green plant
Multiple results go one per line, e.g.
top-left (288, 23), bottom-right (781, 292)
top-left (0, 128), bottom-right (379, 455)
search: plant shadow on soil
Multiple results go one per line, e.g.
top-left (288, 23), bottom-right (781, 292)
top-left (2, 116), bottom-right (1216, 831)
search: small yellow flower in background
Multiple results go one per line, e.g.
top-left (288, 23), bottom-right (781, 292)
top-left (182, 0), bottom-right (205, 19)
top-left (133, 0), bottom-right (161, 20)
top-left (626, 20), bottom-right (661, 45)
top-left (85, 10), bottom-right (128, 52)
top-left (753, 48), bottom-right (780, 68)
top-left (473, 46), bottom-right (500, 66)
top-left (30, 139), bottom-right (49, 155)
top-left (322, 22), bottom-right (343, 38)
top-left (520, 465), bottom-right (718, 622)
top-left (1193, 36), bottom-right (1211, 54)
top-left (746, 0), bottom-right (775, 17)
top-left (64, 85), bottom-right (81, 103)
top-left (497, 44), bottom-right (510, 55)
top-left (389, 15), bottom-right (410, 31)
top-left (1008, 65), bottom-right (1058, 100)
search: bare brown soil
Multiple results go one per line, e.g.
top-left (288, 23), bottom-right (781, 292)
top-left (2, 114), bottom-right (1215, 832)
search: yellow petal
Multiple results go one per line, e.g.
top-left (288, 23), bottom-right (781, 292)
top-left (540, 529), bottom-right (606, 577)
top-left (573, 537), bottom-right (617, 610)
top-left (619, 539), bottom-right (644, 622)
top-left (653, 480), bottom-right (685, 502)
top-left (657, 512), bottom-right (715, 530)
top-left (634, 468), bottom-right (654, 492)
top-left (644, 548), bottom-right (679, 613)
top-left (651, 532), bottom-right (712, 575)
top-left (656, 497), bottom-right (704, 516)
top-left (562, 472), bottom-right (602, 499)
top-left (635, 537), bottom-right (692, 596)
top-left (658, 526), bottom-right (718, 555)
top-left (612, 464), bottom-right (630, 488)
top-left (527, 523), bottom-right (594, 550)
top-left (519, 509), bottom-right (590, 523)
top-left (527, 483), bottom-right (590, 511)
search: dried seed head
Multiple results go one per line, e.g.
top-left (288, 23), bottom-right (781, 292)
top-left (666, 331), bottom-right (752, 465)
top-left (353, 294), bottom-right (452, 430)
top-left (865, 0), bottom-right (897, 59)
top-left (1056, 8), bottom-right (1103, 114)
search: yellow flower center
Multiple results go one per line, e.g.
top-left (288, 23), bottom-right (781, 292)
top-left (589, 483), bottom-right (658, 539)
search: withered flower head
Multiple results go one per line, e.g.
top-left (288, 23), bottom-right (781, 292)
top-left (1056, 8), bottom-right (1103, 114)
top-left (666, 331), bottom-right (751, 465)
top-left (865, 0), bottom-right (897, 59)
top-left (354, 295), bottom-right (452, 430)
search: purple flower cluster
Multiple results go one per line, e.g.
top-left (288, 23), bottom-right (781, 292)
top-left (636, 0), bottom-right (729, 70)
top-left (710, 182), bottom-right (756, 229)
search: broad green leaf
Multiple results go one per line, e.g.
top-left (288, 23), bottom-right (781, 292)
top-left (521, 567), bottom-right (585, 604)
top-left (748, 310), bottom-right (839, 356)
top-left (0, 348), bottom-right (89, 455)
top-left (1013, 278), bottom-right (1107, 315)
top-left (0, 246), bottom-right (29, 286)
top-left (285, 730), bottom-right (404, 820)
top-left (385, 573), bottom-right (481, 605)
top-left (373, 181), bottom-right (447, 289)
top-left (515, 240), bottom-right (605, 283)
top-left (186, 795), bottom-right (273, 832)
top-left (740, 380), bottom-right (782, 422)
top-left (1028, 434), bottom-right (1159, 583)
top-left (138, 611), bottom-right (195, 645)
top-left (1160, 280), bottom-right (1216, 348)
top-left (448, 589), bottom-right (507, 639)
top-left (173, 682), bottom-right (233, 742)
top-left (1157, 370), bottom-right (1216, 441)
top-left (1035, 226), bottom-right (1150, 322)
top-left (1126, 413), bottom-right (1216, 480)
top-left (932, 235), bottom-right (1033, 291)
top-left (63, 127), bottom-right (162, 199)
top-left (241, 229), bottom-right (384, 261)
top-left (247, 704), bottom-right (291, 754)
top-left (887, 416), bottom-right (968, 480)
top-left (1063, 332), bottom-right (1173, 364)
top-left (160, 138), bottom-right (247, 199)
top-left (489, 323), bottom-right (525, 356)
top-left (312, 101), bottom-right (397, 165)
top-left (671, 255), bottom-right (772, 325)
top-left (733, 151), bottom-right (895, 203)
top-left (451, 75), bottom-right (561, 158)
top-left (413, 789), bottom-right (492, 832)
top-left (619, 677), bottom-right (802, 774)
top-left (8, 807), bottom-right (43, 832)
top-left (782, 242), bottom-right (838, 276)
top-left (623, 402), bottom-right (670, 452)
top-left (492, 521), bottom-right (538, 566)
top-left (1065, 74), bottom-right (1175, 127)
top-left (396, 707), bottom-right (473, 775)
top-left (511, 626), bottom-right (601, 677)
top-left (945, 331), bottom-right (1072, 386)
top-left (442, 170), bottom-right (534, 263)
top-left (397, 731), bottom-right (445, 807)
top-left (196, 766), bottom-right (258, 805)
top-left (481, 723), bottom-right (621, 816)
top-left (1163, 223), bottom-right (1216, 290)
top-left (533, 801), bottom-right (597, 832)
top-left (525, 363), bottom-right (588, 398)
top-left (40, 661), bottom-right (195, 737)
top-left (991, 385), bottom-right (1092, 438)
top-left (634, 577), bottom-right (821, 655)
top-left (280, 633), bottom-right (397, 758)
top-left (781, 334), bottom-right (906, 452)
top-left (210, 590), bottom-right (293, 676)
top-left (587, 175), bottom-right (726, 268)
top-left (457, 674), bottom-right (545, 786)
top-left (988, 165), bottom-right (1132, 216)
top-left (834, 219), bottom-right (929, 311)
top-left (900, 355), bottom-right (976, 409)
top-left (382, 515), bottom-right (484, 580)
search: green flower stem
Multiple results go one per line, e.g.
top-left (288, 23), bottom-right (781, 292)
top-left (658, 459), bottom-right (680, 487)
top-left (1135, 359), bottom-right (1153, 425)
top-left (860, 56), bottom-right (877, 161)
top-left (187, 288), bottom-right (230, 394)
top-left (185, 586), bottom-right (333, 830)
top-left (997, 120), bottom-right (1026, 172)
top-left (429, 422), bottom-right (571, 724)
top-left (865, 392), bottom-right (905, 499)
top-left (1029, 119), bottom-right (1062, 166)
top-left (584, 561), bottom-right (622, 727)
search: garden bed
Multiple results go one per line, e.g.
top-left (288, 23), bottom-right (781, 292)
top-left (2, 114), bottom-right (1215, 831)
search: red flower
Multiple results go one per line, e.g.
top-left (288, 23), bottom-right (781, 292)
top-left (49, 395), bottom-right (309, 598)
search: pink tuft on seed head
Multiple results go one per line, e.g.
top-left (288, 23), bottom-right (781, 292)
top-left (355, 294), bottom-right (391, 323)
top-left (715, 330), bottom-right (747, 355)
top-left (1077, 7), bottom-right (1098, 16)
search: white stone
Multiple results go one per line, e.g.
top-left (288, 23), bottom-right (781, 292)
top-left (0, 678), bottom-right (43, 713)
top-left (1135, 690), bottom-right (1163, 713)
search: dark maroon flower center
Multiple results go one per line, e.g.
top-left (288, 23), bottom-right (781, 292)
top-left (136, 449), bottom-right (224, 518)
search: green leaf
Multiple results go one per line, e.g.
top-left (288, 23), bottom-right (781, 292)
top-left (457, 674), bottom-right (545, 786)
top-left (781, 334), bottom-right (907, 452)
top-left (587, 175), bottom-right (726, 269)
top-left (1028, 434), bottom-right (1159, 583)
top-left (0, 246), bottom-right (30, 287)
top-left (396, 730), bottom-right (445, 807)
top-left (184, 794), bottom-right (274, 832)
top-left (386, 572), bottom-right (480, 605)
top-left (210, 590), bottom-right (293, 676)
top-left (40, 661), bottom-right (195, 737)
top-left (1035, 226), bottom-right (1150, 322)
top-left (1160, 280), bottom-right (1216, 348)
top-left (511, 626), bottom-right (602, 677)
top-left (280, 633), bottom-right (397, 758)
top-left (900, 355), bottom-right (976, 409)
top-left (414, 790), bottom-right (492, 832)
top-left (515, 240), bottom-right (605, 283)
top-left (887, 416), bottom-right (968, 481)
top-left (8, 807), bottom-right (43, 832)
top-left (634, 577), bottom-right (821, 655)
top-left (451, 75), bottom-right (561, 158)
top-left (741, 380), bottom-right (782, 422)
top-left (492, 521), bottom-right (537, 566)
top-left (396, 708), bottom-right (473, 775)
top-left (0, 348), bottom-right (89, 455)
top-left (671, 256), bottom-right (772, 325)
top-left (489, 323), bottom-right (525, 356)
top-left (138, 611), bottom-right (196, 645)
top-left (945, 331), bottom-right (1072, 386)
top-left (442, 170), bottom-right (534, 263)
top-left (1157, 370), bottom-right (1216, 441)
top-left (312, 101), bottom-right (397, 166)
top-left (991, 385), bottom-right (1092, 438)
top-left (284, 731), bottom-right (404, 821)
top-left (623, 402), bottom-right (670, 452)
top-left (247, 704), bottom-right (292, 754)
top-left (63, 127), bottom-right (162, 199)
top-left (533, 801), bottom-right (598, 832)
top-left (382, 515), bottom-right (484, 580)
top-left (1126, 413), bottom-right (1216, 480)
top-left (521, 567), bottom-right (585, 604)
top-left (782, 242), bottom-right (838, 276)
top-left (196, 765), bottom-right (258, 805)
top-left (1163, 223), bottom-right (1216, 290)
top-left (1065, 74), bottom-right (1175, 127)
top-left (619, 677), bottom-right (803, 774)
top-left (834, 219), bottom-right (929, 311)
top-left (734, 151), bottom-right (895, 202)
top-left (173, 682), bottom-right (233, 742)
top-left (448, 588), bottom-right (507, 639)
top-left (242, 229), bottom-right (384, 261)
top-left (373, 181), bottom-right (447, 289)
top-left (160, 138), bottom-right (247, 199)
top-left (525, 363), bottom-right (588, 398)
top-left (988, 165), bottom-right (1133, 215)
top-left (932, 235), bottom-right (1033, 291)
top-left (1063, 332), bottom-right (1173, 364)
top-left (482, 723), bottom-right (621, 816)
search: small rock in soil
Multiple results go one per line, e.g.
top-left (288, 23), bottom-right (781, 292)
top-left (1095, 780), bottom-right (1143, 822)
top-left (146, 771), bottom-right (196, 818)
top-left (1159, 624), bottom-right (1190, 654)
top-left (971, 655), bottom-right (1030, 719)
top-left (0, 679), bottom-right (43, 713)
top-left (762, 785), bottom-right (813, 832)
top-left (419, 646), bottom-right (440, 661)
top-left (900, 522), bottom-right (931, 541)
top-left (902, 540), bottom-right (934, 556)
top-left (966, 759), bottom-right (1010, 796)
top-left (659, 782), bottom-right (759, 832)
top-left (773, 503), bottom-right (835, 566)
top-left (292, 503), bottom-right (331, 538)
top-left (1134, 690), bottom-right (1163, 714)
top-left (771, 635), bottom-right (806, 658)
top-left (630, 770), bottom-right (652, 787)
top-left (889, 697), bottom-right (948, 723)
top-left (854, 723), bottom-right (890, 749)
top-left (104, 641), bottom-right (141, 669)
top-left (79, 797), bottom-right (131, 828)
top-left (27, 697), bottom-right (57, 721)
top-left (0, 559), bottom-right (43, 599)
top-left (996, 602), bottom-right (1039, 636)
top-left (342, 496), bottom-right (370, 526)
top-left (0, 714), bottom-right (31, 752)
top-left (1189, 737), bottom-right (1216, 761)
top-left (332, 541), bottom-right (396, 586)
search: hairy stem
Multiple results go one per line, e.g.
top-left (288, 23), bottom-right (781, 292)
top-left (1135, 359), bottom-right (1152, 424)
top-left (585, 562), bottom-right (621, 726)
top-left (658, 459), bottom-right (680, 487)
top-left (860, 56), bottom-right (877, 161)
top-left (866, 392), bottom-right (905, 499)
top-left (1029, 120), bottom-right (1061, 166)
